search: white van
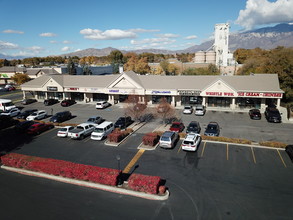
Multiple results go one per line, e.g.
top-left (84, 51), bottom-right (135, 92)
top-left (91, 121), bottom-right (114, 140)
top-left (0, 99), bottom-right (16, 111)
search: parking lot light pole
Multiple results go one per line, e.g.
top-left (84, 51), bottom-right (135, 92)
top-left (116, 155), bottom-right (123, 186)
top-left (116, 155), bottom-right (121, 172)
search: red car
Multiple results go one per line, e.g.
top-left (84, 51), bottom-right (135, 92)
top-left (61, 99), bottom-right (76, 107)
top-left (27, 123), bottom-right (54, 135)
top-left (169, 122), bottom-right (185, 132)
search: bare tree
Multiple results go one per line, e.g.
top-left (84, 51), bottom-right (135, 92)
top-left (124, 94), bottom-right (147, 122)
top-left (156, 97), bottom-right (177, 124)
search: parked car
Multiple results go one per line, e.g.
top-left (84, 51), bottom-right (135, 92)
top-left (67, 123), bottom-right (95, 140)
top-left (14, 120), bottom-right (36, 132)
top-left (91, 121), bottom-right (114, 140)
top-left (44, 99), bottom-right (59, 106)
top-left (27, 123), bottom-right (54, 135)
top-left (21, 98), bottom-right (37, 105)
top-left (183, 106), bottom-right (193, 114)
top-left (195, 105), bottom-right (206, 116)
top-left (87, 116), bottom-right (105, 125)
top-left (26, 110), bottom-right (47, 120)
top-left (204, 122), bottom-right (220, 136)
top-left (114, 116), bottom-right (132, 129)
top-left (61, 99), bottom-right (76, 107)
top-left (17, 109), bottom-right (38, 119)
top-left (57, 126), bottom-right (75, 137)
top-left (96, 101), bottom-right (111, 109)
top-left (186, 121), bottom-right (201, 134)
top-left (49, 111), bottom-right (72, 123)
top-left (0, 108), bottom-right (20, 117)
top-left (285, 145), bottom-right (293, 162)
top-left (249, 109), bottom-right (261, 120)
top-left (0, 115), bottom-right (18, 130)
top-left (181, 133), bottom-right (201, 151)
top-left (169, 122), bottom-right (185, 132)
top-left (159, 131), bottom-right (179, 149)
top-left (264, 107), bottom-right (282, 123)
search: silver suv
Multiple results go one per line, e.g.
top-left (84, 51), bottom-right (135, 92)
top-left (159, 131), bottom-right (178, 149)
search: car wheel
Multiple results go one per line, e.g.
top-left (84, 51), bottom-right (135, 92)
top-left (80, 134), bottom-right (84, 140)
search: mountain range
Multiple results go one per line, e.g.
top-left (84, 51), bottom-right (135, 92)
top-left (1, 23), bottom-right (293, 59)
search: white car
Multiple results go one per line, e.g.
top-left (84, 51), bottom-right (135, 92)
top-left (181, 133), bottom-right (201, 151)
top-left (96, 101), bottom-right (110, 109)
top-left (183, 106), bottom-right (193, 114)
top-left (26, 110), bottom-right (47, 120)
top-left (195, 105), bottom-right (206, 116)
top-left (0, 108), bottom-right (20, 117)
top-left (57, 126), bottom-right (74, 137)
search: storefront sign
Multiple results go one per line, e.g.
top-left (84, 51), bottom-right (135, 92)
top-left (47, 86), bottom-right (58, 91)
top-left (151, 90), bottom-right (171, 94)
top-left (205, 92), bottom-right (235, 96)
top-left (238, 92), bottom-right (282, 98)
top-left (178, 90), bottom-right (201, 96)
top-left (109, 89), bottom-right (119, 93)
top-left (65, 88), bottom-right (79, 91)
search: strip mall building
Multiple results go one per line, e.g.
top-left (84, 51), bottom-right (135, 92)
top-left (21, 71), bottom-right (284, 110)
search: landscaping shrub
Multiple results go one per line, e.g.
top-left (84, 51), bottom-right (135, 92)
top-left (259, 141), bottom-right (287, 148)
top-left (108, 128), bottom-right (132, 143)
top-left (0, 153), bottom-right (119, 186)
top-left (128, 173), bottom-right (162, 194)
top-left (142, 133), bottom-right (159, 146)
top-left (202, 135), bottom-right (252, 145)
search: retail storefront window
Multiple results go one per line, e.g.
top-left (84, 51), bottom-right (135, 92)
top-left (36, 91), bottom-right (45, 99)
top-left (181, 96), bottom-right (202, 105)
top-left (71, 92), bottom-right (84, 102)
top-left (93, 93), bottom-right (108, 101)
top-left (236, 98), bottom-right (261, 109)
top-left (208, 97), bottom-right (231, 108)
top-left (152, 95), bottom-right (171, 104)
top-left (47, 92), bottom-right (63, 100)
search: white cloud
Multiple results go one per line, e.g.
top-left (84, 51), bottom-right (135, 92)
top-left (156, 33), bottom-right (180, 38)
top-left (236, 0), bottom-right (293, 30)
top-left (2, 29), bottom-right (24, 34)
top-left (50, 40), bottom-right (58, 44)
top-left (128, 28), bottom-right (160, 33)
top-left (80, 28), bottom-right (137, 40)
top-left (39, 32), bottom-right (57, 37)
top-left (63, 40), bottom-right (72, 44)
top-left (61, 46), bottom-right (71, 52)
top-left (185, 35), bottom-right (197, 40)
top-left (0, 40), bottom-right (18, 49)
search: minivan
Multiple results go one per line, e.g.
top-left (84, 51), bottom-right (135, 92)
top-left (91, 121), bottom-right (114, 140)
top-left (159, 131), bottom-right (178, 149)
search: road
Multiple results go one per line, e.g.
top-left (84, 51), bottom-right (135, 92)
top-left (0, 126), bottom-right (292, 220)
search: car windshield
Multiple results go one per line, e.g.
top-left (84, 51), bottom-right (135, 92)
top-left (185, 106), bottom-right (191, 109)
top-left (207, 125), bottom-right (217, 130)
top-left (59, 128), bottom-right (68, 132)
top-left (161, 136), bottom-right (170, 141)
top-left (183, 140), bottom-right (194, 145)
top-left (93, 128), bottom-right (104, 132)
top-left (171, 124), bottom-right (180, 128)
top-left (31, 113), bottom-right (37, 116)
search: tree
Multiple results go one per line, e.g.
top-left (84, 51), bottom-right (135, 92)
top-left (109, 50), bottom-right (123, 64)
top-left (124, 94), bottom-right (147, 121)
top-left (156, 97), bottom-right (177, 124)
top-left (160, 60), bottom-right (169, 74)
top-left (167, 64), bottom-right (178, 75)
top-left (82, 65), bottom-right (92, 75)
top-left (67, 57), bottom-right (76, 75)
top-left (11, 73), bottom-right (30, 85)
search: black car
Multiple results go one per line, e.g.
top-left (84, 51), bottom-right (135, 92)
top-left (44, 99), bottom-right (59, 106)
top-left (249, 109), bottom-right (261, 120)
top-left (61, 99), bottom-right (76, 107)
top-left (285, 145), bottom-right (293, 162)
top-left (49, 111), bottom-right (72, 123)
top-left (14, 120), bottom-right (35, 132)
top-left (204, 122), bottom-right (220, 136)
top-left (114, 116), bottom-right (132, 129)
top-left (186, 121), bottom-right (201, 134)
top-left (21, 98), bottom-right (37, 105)
top-left (0, 115), bottom-right (18, 130)
top-left (17, 109), bottom-right (38, 119)
top-left (264, 107), bottom-right (282, 123)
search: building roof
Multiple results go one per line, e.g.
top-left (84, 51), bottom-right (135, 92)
top-left (21, 71), bottom-right (283, 93)
top-left (0, 66), bottom-right (26, 73)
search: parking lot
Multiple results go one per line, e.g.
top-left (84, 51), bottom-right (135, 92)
top-left (1, 98), bottom-right (293, 219)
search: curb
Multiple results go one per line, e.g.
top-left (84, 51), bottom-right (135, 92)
top-left (1, 165), bottom-right (169, 201)
top-left (203, 140), bottom-right (286, 151)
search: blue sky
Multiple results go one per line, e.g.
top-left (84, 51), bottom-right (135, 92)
top-left (1, 0), bottom-right (293, 57)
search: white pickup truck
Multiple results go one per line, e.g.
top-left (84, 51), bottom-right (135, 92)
top-left (67, 123), bottom-right (95, 140)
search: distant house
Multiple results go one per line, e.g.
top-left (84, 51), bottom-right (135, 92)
top-left (0, 66), bottom-right (26, 84)
top-left (26, 68), bottom-right (61, 79)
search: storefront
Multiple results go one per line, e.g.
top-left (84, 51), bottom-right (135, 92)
top-left (21, 71), bottom-right (284, 111)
